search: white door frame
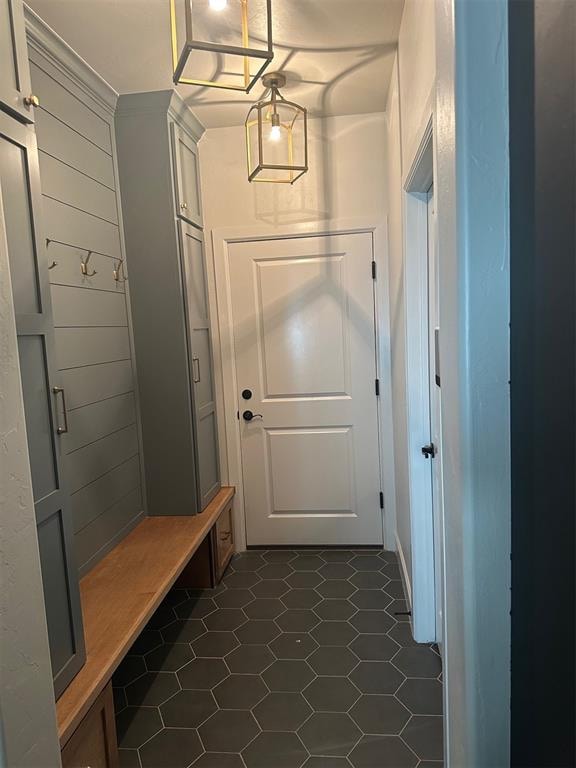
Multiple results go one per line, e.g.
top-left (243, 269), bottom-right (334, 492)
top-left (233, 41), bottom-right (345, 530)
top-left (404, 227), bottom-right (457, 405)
top-left (208, 217), bottom-right (396, 552)
top-left (401, 116), bottom-right (440, 642)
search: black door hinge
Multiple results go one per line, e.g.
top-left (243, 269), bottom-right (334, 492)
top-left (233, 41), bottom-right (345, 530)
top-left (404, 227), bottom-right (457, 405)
top-left (375, 378), bottom-right (380, 396)
top-left (379, 491), bottom-right (384, 509)
top-left (371, 260), bottom-right (377, 279)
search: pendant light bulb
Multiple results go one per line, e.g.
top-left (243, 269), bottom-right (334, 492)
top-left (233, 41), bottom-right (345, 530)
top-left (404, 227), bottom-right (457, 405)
top-left (269, 109), bottom-right (281, 141)
top-left (209, 0), bottom-right (227, 10)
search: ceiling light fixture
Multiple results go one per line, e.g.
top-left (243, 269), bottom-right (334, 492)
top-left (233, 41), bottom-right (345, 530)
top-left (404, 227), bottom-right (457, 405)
top-left (170, 0), bottom-right (274, 92)
top-left (245, 72), bottom-right (308, 184)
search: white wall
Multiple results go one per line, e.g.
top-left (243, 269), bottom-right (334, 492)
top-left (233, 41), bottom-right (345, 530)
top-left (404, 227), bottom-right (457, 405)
top-left (385, 0), bottom-right (436, 604)
top-left (199, 113), bottom-right (387, 231)
top-left (386, 0), bottom-right (511, 762)
top-left (384, 59), bottom-right (412, 587)
top-left (435, 0), bottom-right (511, 763)
top-left (398, 0), bottom-right (436, 170)
top-left (198, 112), bottom-right (395, 548)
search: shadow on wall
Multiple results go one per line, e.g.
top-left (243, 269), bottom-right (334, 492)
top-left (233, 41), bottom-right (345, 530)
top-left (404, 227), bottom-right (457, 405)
top-left (184, 37), bottom-right (395, 226)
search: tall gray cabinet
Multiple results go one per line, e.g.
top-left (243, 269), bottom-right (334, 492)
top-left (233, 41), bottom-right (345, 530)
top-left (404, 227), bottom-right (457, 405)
top-left (115, 91), bottom-right (220, 516)
top-left (0, 0), bottom-right (85, 699)
top-left (0, 0), bottom-right (35, 122)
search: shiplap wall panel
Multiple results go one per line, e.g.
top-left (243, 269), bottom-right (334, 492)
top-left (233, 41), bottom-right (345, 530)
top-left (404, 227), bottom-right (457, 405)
top-left (66, 424), bottom-right (139, 494)
top-left (39, 151), bottom-right (118, 224)
top-left (62, 393), bottom-right (136, 454)
top-left (30, 61), bottom-right (112, 152)
top-left (30, 54), bottom-right (144, 574)
top-left (74, 489), bottom-right (144, 572)
top-left (35, 108), bottom-right (115, 188)
top-left (51, 284), bottom-right (127, 327)
top-left (71, 456), bottom-right (141, 533)
top-left (54, 326), bottom-right (130, 369)
top-left (43, 197), bottom-right (122, 260)
top-left (60, 360), bottom-right (133, 410)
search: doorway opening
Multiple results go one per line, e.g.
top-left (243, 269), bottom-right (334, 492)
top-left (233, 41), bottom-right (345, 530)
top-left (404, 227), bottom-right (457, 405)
top-left (211, 220), bottom-right (397, 553)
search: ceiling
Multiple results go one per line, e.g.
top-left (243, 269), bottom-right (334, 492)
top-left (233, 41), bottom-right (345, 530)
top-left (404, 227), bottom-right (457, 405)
top-left (27, 0), bottom-right (404, 128)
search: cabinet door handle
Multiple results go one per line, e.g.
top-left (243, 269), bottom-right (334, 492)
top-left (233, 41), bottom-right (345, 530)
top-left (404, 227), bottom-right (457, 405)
top-left (192, 356), bottom-right (201, 383)
top-left (24, 94), bottom-right (40, 108)
top-left (180, 202), bottom-right (188, 211)
top-left (52, 387), bottom-right (69, 435)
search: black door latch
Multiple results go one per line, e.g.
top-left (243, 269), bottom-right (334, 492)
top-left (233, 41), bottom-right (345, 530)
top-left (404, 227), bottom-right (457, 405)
top-left (421, 443), bottom-right (436, 459)
top-left (243, 410), bottom-right (263, 422)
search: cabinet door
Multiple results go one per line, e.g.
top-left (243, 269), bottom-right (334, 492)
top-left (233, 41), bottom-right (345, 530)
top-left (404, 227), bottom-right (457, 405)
top-left (180, 223), bottom-right (220, 509)
top-left (0, 0), bottom-right (36, 123)
top-left (0, 113), bottom-right (85, 697)
top-left (171, 122), bottom-right (202, 227)
top-left (61, 683), bottom-right (119, 768)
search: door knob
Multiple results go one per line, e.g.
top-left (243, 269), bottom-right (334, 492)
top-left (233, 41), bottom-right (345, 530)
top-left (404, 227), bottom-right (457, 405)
top-left (243, 410), bottom-right (263, 422)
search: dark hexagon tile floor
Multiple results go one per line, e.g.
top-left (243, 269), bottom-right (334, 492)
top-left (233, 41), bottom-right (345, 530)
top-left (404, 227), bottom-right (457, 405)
top-left (114, 549), bottom-right (443, 768)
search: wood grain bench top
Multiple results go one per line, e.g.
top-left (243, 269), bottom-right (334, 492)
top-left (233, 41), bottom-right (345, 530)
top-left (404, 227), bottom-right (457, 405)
top-left (56, 486), bottom-right (235, 746)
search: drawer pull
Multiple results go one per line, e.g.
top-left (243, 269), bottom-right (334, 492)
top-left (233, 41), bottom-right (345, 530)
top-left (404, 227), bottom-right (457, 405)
top-left (220, 530), bottom-right (231, 541)
top-left (180, 201), bottom-right (188, 210)
top-left (24, 94), bottom-right (40, 108)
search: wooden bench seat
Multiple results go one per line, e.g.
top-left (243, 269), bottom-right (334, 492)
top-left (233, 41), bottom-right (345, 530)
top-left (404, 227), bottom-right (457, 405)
top-left (57, 486), bottom-right (235, 747)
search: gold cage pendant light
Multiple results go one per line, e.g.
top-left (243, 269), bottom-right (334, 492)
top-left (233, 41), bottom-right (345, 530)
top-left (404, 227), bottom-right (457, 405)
top-left (169, 0), bottom-right (274, 92)
top-left (245, 72), bottom-right (308, 184)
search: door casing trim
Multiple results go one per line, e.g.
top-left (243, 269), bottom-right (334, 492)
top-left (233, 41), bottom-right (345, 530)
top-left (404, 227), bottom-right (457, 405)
top-left (208, 217), bottom-right (395, 552)
top-left (403, 114), bottom-right (438, 643)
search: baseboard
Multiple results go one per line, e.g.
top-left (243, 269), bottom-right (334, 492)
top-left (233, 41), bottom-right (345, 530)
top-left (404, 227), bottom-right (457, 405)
top-left (395, 532), bottom-right (412, 610)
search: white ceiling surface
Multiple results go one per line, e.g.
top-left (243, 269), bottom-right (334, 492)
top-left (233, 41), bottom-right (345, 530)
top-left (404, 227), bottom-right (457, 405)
top-left (28, 0), bottom-right (403, 128)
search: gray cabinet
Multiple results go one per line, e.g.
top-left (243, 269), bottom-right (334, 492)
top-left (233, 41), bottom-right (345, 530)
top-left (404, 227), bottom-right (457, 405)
top-left (0, 0), bottom-right (36, 122)
top-left (0, 112), bottom-right (85, 697)
top-left (172, 123), bottom-right (203, 228)
top-left (180, 224), bottom-right (220, 508)
top-left (115, 90), bottom-right (220, 516)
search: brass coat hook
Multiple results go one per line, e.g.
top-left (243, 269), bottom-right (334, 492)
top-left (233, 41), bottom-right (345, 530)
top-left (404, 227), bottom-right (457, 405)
top-left (80, 251), bottom-right (97, 277)
top-left (113, 259), bottom-right (127, 283)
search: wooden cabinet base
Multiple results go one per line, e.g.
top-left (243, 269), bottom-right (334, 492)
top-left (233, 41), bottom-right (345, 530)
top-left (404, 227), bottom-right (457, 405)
top-left (61, 683), bottom-right (118, 768)
top-left (176, 534), bottom-right (214, 589)
top-left (212, 501), bottom-right (235, 582)
top-left (177, 501), bottom-right (236, 587)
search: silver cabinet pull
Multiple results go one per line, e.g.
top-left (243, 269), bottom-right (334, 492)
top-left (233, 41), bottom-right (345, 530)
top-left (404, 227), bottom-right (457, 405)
top-left (52, 386), bottom-right (69, 435)
top-left (192, 356), bottom-right (201, 383)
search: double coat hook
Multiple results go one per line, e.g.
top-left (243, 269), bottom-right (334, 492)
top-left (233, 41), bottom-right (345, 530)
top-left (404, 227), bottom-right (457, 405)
top-left (80, 251), bottom-right (97, 277)
top-left (113, 259), bottom-right (127, 283)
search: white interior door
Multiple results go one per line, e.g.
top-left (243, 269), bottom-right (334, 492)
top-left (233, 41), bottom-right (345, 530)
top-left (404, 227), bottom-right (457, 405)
top-left (427, 188), bottom-right (445, 647)
top-left (228, 232), bottom-right (383, 546)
